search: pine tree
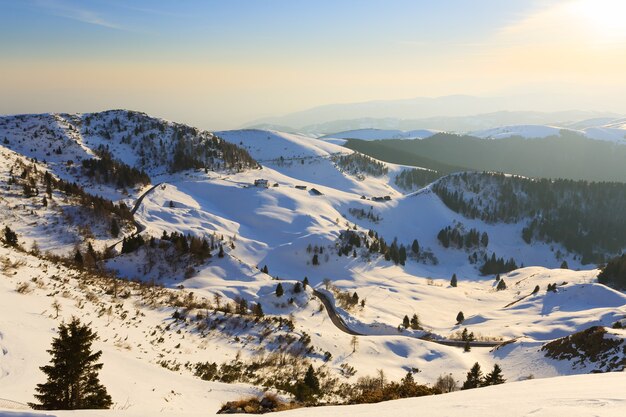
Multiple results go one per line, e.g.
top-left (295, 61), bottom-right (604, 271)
top-left (74, 250), bottom-right (84, 267)
top-left (261, 265), bottom-right (268, 274)
top-left (410, 313), bottom-right (421, 330)
top-left (275, 283), bottom-right (284, 297)
top-left (110, 218), bottom-right (120, 238)
top-left (461, 362), bottom-right (483, 390)
top-left (303, 365), bottom-right (320, 392)
top-left (456, 311), bottom-right (465, 324)
top-left (312, 254), bottom-right (319, 265)
top-left (403, 315), bottom-right (410, 329)
top-left (560, 260), bottom-right (569, 269)
top-left (30, 318), bottom-right (112, 410)
top-left (293, 282), bottom-right (302, 293)
top-left (302, 276), bottom-right (309, 288)
top-left (496, 278), bottom-right (507, 291)
top-left (411, 239), bottom-right (420, 255)
top-left (482, 364), bottom-right (506, 386)
top-left (450, 273), bottom-right (458, 287)
top-left (252, 302), bottom-right (264, 318)
top-left (218, 245), bottom-right (225, 258)
top-left (3, 226), bottom-right (18, 247)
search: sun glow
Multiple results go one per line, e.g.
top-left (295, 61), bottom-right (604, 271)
top-left (569, 0), bottom-right (626, 42)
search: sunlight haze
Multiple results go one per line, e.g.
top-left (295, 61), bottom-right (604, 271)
top-left (1, 0), bottom-right (626, 129)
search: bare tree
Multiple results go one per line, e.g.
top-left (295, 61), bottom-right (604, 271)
top-left (351, 335), bottom-right (359, 353)
top-left (434, 373), bottom-right (458, 393)
top-left (51, 299), bottom-right (61, 319)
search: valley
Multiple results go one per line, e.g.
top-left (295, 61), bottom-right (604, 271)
top-left (0, 111), bottom-right (625, 415)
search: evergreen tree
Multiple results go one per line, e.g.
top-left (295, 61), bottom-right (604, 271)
top-left (252, 303), bottom-right (264, 318)
top-left (261, 265), bottom-right (268, 274)
top-left (496, 278), bottom-right (507, 291)
top-left (110, 218), bottom-right (120, 238)
top-left (461, 362), bottom-right (483, 390)
top-left (218, 245), bottom-right (225, 258)
top-left (302, 276), bottom-right (309, 288)
top-left (456, 311), bottom-right (465, 324)
top-left (303, 365), bottom-right (320, 392)
top-left (275, 283), bottom-right (284, 297)
top-left (3, 226), bottom-right (18, 247)
top-left (532, 285), bottom-right (540, 294)
top-left (30, 318), bottom-right (112, 410)
top-left (351, 292), bottom-right (359, 305)
top-left (410, 313), bottom-right (421, 330)
top-left (402, 315), bottom-right (410, 329)
top-left (293, 282), bottom-right (302, 294)
top-left (411, 239), bottom-right (420, 255)
top-left (560, 260), bottom-right (569, 269)
top-left (450, 273), bottom-right (458, 287)
top-left (74, 250), bottom-right (84, 267)
top-left (482, 364), bottom-right (506, 386)
top-left (312, 254), bottom-right (319, 265)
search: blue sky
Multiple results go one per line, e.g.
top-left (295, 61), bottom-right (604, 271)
top-left (1, 0), bottom-right (625, 128)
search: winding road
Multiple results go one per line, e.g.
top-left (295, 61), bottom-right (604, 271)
top-left (312, 289), bottom-right (507, 348)
top-left (108, 182), bottom-right (163, 250)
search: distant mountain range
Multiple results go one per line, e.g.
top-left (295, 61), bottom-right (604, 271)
top-left (244, 95), bottom-right (621, 134)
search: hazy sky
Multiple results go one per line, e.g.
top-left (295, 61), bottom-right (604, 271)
top-left (2, 0), bottom-right (626, 129)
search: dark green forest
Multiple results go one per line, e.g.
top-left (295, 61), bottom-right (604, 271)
top-left (345, 132), bottom-right (626, 182)
top-left (432, 172), bottom-right (626, 264)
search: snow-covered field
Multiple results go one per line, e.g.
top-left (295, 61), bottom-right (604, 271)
top-left (1, 111), bottom-right (625, 416)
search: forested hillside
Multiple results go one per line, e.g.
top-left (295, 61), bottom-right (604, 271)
top-left (433, 172), bottom-right (626, 264)
top-left (345, 132), bottom-right (626, 182)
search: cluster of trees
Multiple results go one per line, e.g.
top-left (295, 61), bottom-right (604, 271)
top-left (437, 225), bottom-right (488, 250)
top-left (82, 147), bottom-right (150, 188)
top-left (348, 370), bottom-right (437, 404)
top-left (433, 172), bottom-right (626, 264)
top-left (335, 230), bottom-right (427, 267)
top-left (42, 171), bottom-right (134, 222)
top-left (598, 254), bottom-right (626, 289)
top-left (479, 253), bottom-right (518, 276)
top-left (401, 313), bottom-right (422, 330)
top-left (83, 110), bottom-right (259, 174)
top-left (335, 152), bottom-right (388, 177)
top-left (348, 207), bottom-right (381, 223)
top-left (462, 362), bottom-right (505, 390)
top-left (394, 168), bottom-right (442, 191)
top-left (9, 162), bottom-right (134, 231)
top-left (160, 231), bottom-right (214, 261)
top-left (121, 235), bottom-right (145, 254)
top-left (120, 231), bottom-right (217, 264)
top-left (170, 127), bottom-right (259, 173)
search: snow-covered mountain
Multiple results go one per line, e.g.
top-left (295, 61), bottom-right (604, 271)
top-left (320, 128), bottom-right (439, 143)
top-left (1, 111), bottom-right (625, 416)
top-left (471, 120), bottom-right (626, 144)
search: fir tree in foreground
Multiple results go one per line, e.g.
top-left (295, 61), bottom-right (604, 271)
top-left (30, 318), bottom-right (112, 410)
top-left (461, 362), bottom-right (483, 390)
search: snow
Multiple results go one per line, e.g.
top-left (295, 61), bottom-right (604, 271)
top-left (1, 111), bottom-right (625, 416)
top-left (471, 125), bottom-right (571, 140)
top-left (321, 128), bottom-right (439, 141)
top-left (471, 121), bottom-right (626, 143)
top-left (2, 372), bottom-right (626, 416)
